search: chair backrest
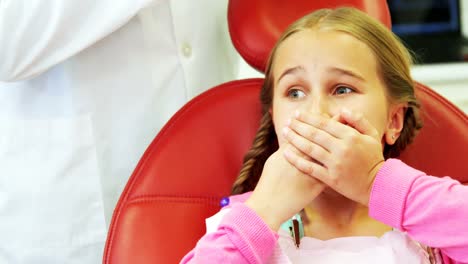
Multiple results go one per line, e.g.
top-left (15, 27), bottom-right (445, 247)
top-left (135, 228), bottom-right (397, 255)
top-left (103, 1), bottom-right (468, 263)
top-left (228, 0), bottom-right (391, 72)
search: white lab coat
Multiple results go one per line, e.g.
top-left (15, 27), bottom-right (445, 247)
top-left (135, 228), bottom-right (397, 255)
top-left (0, 0), bottom-right (240, 263)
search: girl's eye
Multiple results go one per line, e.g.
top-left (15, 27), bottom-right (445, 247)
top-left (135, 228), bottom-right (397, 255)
top-left (287, 89), bottom-right (306, 99)
top-left (334, 86), bottom-right (354, 95)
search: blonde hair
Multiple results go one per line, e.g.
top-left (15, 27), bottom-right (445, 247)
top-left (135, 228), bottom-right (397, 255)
top-left (232, 7), bottom-right (423, 195)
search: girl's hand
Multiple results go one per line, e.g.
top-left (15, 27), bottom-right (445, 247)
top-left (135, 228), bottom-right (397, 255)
top-left (282, 109), bottom-right (384, 206)
top-left (245, 144), bottom-right (325, 231)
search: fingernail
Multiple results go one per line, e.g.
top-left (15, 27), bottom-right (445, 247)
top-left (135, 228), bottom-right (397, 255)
top-left (287, 118), bottom-right (291, 126)
top-left (295, 110), bottom-right (300, 118)
top-left (282, 126), bottom-right (289, 136)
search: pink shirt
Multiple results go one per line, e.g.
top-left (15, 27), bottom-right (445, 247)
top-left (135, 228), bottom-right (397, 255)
top-left (181, 159), bottom-right (468, 263)
top-left (370, 159), bottom-right (468, 264)
top-left (204, 207), bottom-right (433, 263)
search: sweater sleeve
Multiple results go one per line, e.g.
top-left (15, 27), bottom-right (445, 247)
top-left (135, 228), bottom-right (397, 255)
top-left (369, 159), bottom-right (468, 263)
top-left (180, 203), bottom-right (278, 264)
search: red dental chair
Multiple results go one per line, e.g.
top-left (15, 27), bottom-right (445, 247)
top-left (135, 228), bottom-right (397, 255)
top-left (103, 1), bottom-right (468, 263)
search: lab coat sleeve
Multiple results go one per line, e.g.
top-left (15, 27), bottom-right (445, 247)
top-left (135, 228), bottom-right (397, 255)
top-left (0, 0), bottom-right (159, 82)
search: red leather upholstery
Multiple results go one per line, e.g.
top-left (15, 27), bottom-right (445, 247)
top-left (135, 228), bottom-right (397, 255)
top-left (103, 80), bottom-right (263, 264)
top-left (103, 1), bottom-right (468, 263)
top-left (400, 82), bottom-right (468, 183)
top-left (228, 0), bottom-right (391, 72)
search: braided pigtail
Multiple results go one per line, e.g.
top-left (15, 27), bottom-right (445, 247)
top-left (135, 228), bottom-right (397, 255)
top-left (231, 113), bottom-right (278, 194)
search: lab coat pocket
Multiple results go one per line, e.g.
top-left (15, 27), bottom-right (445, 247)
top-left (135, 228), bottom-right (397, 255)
top-left (0, 115), bottom-right (106, 262)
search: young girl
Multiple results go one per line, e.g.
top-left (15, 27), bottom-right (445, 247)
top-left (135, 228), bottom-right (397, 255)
top-left (181, 7), bottom-right (468, 264)
top-left (283, 108), bottom-right (468, 264)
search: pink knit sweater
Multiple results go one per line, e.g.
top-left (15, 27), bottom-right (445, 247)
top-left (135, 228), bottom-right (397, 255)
top-left (180, 159), bottom-right (468, 263)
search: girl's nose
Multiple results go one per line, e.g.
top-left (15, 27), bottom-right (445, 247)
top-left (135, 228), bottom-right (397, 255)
top-left (303, 96), bottom-right (333, 118)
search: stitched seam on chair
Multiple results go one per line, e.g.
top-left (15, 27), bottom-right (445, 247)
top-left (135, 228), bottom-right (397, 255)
top-left (127, 195), bottom-right (221, 206)
top-left (127, 199), bottom-right (218, 205)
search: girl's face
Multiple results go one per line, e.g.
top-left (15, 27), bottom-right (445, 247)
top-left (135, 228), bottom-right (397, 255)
top-left (271, 29), bottom-right (404, 146)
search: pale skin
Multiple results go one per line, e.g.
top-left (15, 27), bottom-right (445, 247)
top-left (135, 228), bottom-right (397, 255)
top-left (246, 28), bottom-right (407, 239)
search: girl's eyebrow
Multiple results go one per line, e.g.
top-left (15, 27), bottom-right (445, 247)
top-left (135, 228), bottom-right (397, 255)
top-left (276, 65), bottom-right (305, 85)
top-left (276, 65), bottom-right (366, 85)
top-left (328, 66), bottom-right (366, 82)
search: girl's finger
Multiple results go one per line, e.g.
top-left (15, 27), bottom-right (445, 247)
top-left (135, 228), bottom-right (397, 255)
top-left (287, 118), bottom-right (339, 152)
top-left (283, 147), bottom-right (328, 183)
top-left (282, 126), bottom-right (331, 165)
top-left (295, 111), bottom-right (355, 139)
top-left (338, 108), bottom-right (380, 140)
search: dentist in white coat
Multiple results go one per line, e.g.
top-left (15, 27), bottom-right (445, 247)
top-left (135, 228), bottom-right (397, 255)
top-left (0, 0), bottom-right (240, 263)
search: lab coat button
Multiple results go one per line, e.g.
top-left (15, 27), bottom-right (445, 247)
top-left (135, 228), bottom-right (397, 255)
top-left (181, 42), bottom-right (192, 57)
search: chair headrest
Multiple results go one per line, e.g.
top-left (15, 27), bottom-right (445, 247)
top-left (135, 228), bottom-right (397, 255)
top-left (228, 0), bottom-right (391, 72)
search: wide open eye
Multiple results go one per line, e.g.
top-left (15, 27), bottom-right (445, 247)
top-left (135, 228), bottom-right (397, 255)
top-left (287, 88), bottom-right (306, 99)
top-left (334, 86), bottom-right (354, 95)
